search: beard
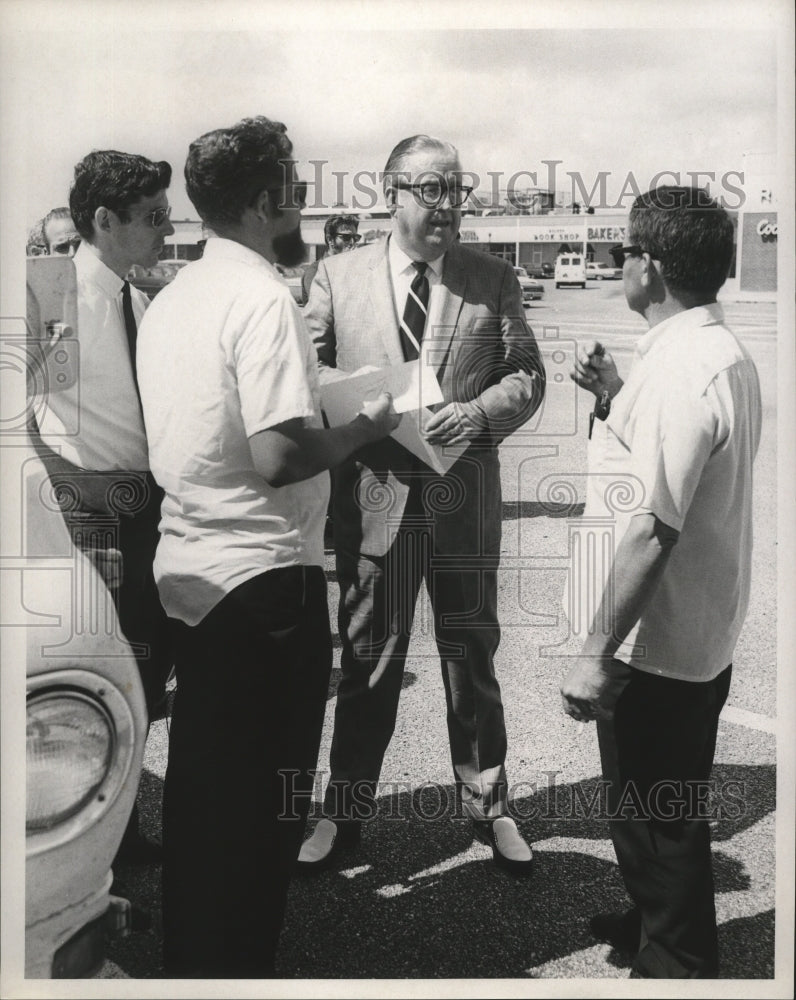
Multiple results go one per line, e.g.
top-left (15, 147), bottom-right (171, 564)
top-left (273, 224), bottom-right (307, 268)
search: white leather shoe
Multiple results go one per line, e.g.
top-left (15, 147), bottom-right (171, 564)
top-left (473, 816), bottom-right (533, 876)
top-left (297, 819), bottom-right (360, 872)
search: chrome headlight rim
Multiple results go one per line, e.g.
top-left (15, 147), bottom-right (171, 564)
top-left (27, 687), bottom-right (116, 832)
top-left (26, 669), bottom-right (137, 857)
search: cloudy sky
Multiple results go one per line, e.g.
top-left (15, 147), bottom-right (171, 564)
top-left (0, 0), bottom-right (786, 227)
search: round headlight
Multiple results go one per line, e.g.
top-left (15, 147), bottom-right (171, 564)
top-left (26, 690), bottom-right (115, 831)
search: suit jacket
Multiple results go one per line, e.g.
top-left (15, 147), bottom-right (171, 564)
top-left (304, 238), bottom-right (546, 557)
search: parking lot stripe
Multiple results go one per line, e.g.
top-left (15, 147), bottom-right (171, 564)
top-left (721, 704), bottom-right (777, 735)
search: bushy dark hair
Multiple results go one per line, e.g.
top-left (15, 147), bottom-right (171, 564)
top-left (69, 151), bottom-right (172, 239)
top-left (184, 116), bottom-right (294, 227)
top-left (629, 186), bottom-right (735, 297)
top-left (324, 214), bottom-right (359, 242)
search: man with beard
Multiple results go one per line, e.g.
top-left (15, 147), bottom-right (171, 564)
top-left (136, 116), bottom-right (399, 978)
top-left (29, 151), bottom-right (176, 868)
top-left (300, 135), bottom-right (545, 874)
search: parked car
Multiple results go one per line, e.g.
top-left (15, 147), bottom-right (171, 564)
top-left (22, 257), bottom-right (147, 977)
top-left (554, 254), bottom-right (586, 289)
top-left (586, 261), bottom-right (620, 281)
top-left (522, 261), bottom-right (554, 280)
top-left (128, 260), bottom-right (189, 299)
top-left (512, 265), bottom-right (545, 302)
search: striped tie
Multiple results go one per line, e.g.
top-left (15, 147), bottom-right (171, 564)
top-left (399, 262), bottom-right (429, 362)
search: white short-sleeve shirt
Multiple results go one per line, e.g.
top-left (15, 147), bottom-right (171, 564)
top-left (570, 303), bottom-right (762, 681)
top-left (136, 238), bottom-right (330, 626)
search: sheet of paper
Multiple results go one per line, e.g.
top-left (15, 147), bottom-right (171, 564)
top-left (390, 409), bottom-right (469, 475)
top-left (319, 361), bottom-right (467, 474)
top-left (320, 360), bottom-right (442, 425)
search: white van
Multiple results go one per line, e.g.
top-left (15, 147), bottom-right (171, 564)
top-left (555, 254), bottom-right (586, 289)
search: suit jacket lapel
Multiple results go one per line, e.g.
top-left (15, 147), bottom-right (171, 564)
top-left (368, 242), bottom-right (405, 366)
top-left (430, 245), bottom-right (467, 378)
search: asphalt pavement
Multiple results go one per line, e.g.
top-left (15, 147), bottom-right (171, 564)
top-left (104, 284), bottom-right (788, 995)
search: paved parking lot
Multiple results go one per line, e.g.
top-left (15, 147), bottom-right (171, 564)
top-left (106, 284), bottom-right (786, 992)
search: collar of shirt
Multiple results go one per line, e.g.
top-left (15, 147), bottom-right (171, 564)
top-left (388, 236), bottom-right (445, 286)
top-left (635, 302), bottom-right (725, 360)
top-left (74, 240), bottom-right (126, 298)
top-left (201, 236), bottom-right (286, 279)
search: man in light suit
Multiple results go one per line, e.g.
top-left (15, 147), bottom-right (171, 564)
top-left (300, 135), bottom-right (545, 875)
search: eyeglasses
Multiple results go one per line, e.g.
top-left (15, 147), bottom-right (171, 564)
top-left (609, 244), bottom-right (648, 268)
top-left (334, 232), bottom-right (361, 244)
top-left (394, 181), bottom-right (473, 209)
top-left (50, 237), bottom-right (82, 256)
top-left (117, 205), bottom-right (173, 228)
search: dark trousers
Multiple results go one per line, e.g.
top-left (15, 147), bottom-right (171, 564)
top-left (66, 475), bottom-right (173, 852)
top-left (326, 478), bottom-right (508, 824)
top-left (66, 473), bottom-right (173, 716)
top-left (597, 663), bottom-right (732, 978)
top-left (162, 565), bottom-right (331, 978)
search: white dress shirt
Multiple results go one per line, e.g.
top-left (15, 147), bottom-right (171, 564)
top-left (37, 242), bottom-right (150, 470)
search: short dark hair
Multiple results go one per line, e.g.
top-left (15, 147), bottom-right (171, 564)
top-left (69, 151), bottom-right (172, 240)
top-left (629, 186), bottom-right (735, 297)
top-left (184, 116), bottom-right (294, 227)
top-left (42, 207), bottom-right (75, 249)
top-left (324, 214), bottom-right (359, 242)
top-left (382, 134), bottom-right (459, 197)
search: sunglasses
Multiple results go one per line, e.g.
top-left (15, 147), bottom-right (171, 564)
top-left (116, 205), bottom-right (173, 229)
top-left (50, 237), bottom-right (82, 255)
top-left (335, 232), bottom-right (361, 244)
top-left (609, 244), bottom-right (649, 268)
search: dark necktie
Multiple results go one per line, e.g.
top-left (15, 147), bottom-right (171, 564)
top-left (121, 280), bottom-right (141, 399)
top-left (399, 262), bottom-right (429, 362)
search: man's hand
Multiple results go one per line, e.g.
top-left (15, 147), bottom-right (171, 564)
top-left (560, 657), bottom-right (632, 722)
top-left (422, 401), bottom-right (485, 446)
top-left (356, 391), bottom-right (401, 442)
top-left (570, 340), bottom-right (623, 399)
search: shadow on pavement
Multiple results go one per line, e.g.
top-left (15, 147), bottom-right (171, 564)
top-left (103, 760), bottom-right (776, 979)
top-left (280, 773), bottom-right (776, 979)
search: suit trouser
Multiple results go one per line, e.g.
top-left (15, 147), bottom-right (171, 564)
top-left (325, 473), bottom-right (508, 824)
top-left (597, 663), bottom-right (732, 978)
top-left (66, 480), bottom-right (173, 712)
top-left (162, 565), bottom-right (331, 978)
top-left (66, 477), bottom-right (173, 850)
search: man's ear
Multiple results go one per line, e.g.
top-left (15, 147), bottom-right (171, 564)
top-left (642, 253), bottom-right (667, 301)
top-left (94, 206), bottom-right (112, 232)
top-left (256, 188), bottom-right (280, 222)
top-left (640, 252), bottom-right (657, 286)
top-left (384, 185), bottom-right (397, 216)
